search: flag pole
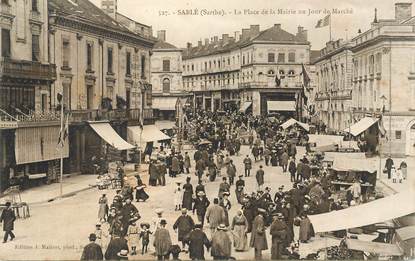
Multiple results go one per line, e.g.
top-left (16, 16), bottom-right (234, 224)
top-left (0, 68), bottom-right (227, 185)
top-left (59, 101), bottom-right (64, 198)
top-left (329, 15), bottom-right (332, 41)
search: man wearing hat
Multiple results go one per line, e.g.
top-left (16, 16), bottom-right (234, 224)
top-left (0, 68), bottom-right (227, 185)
top-left (206, 198), bottom-right (226, 235)
top-left (235, 175), bottom-right (245, 204)
top-left (153, 208), bottom-right (164, 230)
top-left (81, 233), bottom-right (104, 260)
top-left (273, 186), bottom-right (285, 204)
top-left (218, 177), bottom-right (230, 199)
top-left (120, 198), bottom-right (140, 236)
top-left (288, 157), bottom-right (297, 182)
top-left (186, 224), bottom-right (211, 260)
top-left (255, 165), bottom-right (265, 191)
top-left (153, 219), bottom-right (172, 260)
top-left (193, 191), bottom-right (210, 226)
top-left (117, 249), bottom-right (129, 260)
top-left (173, 209), bottom-right (195, 250)
top-left (0, 201), bottom-right (16, 243)
top-left (210, 224), bottom-right (232, 260)
top-left (243, 155), bottom-right (252, 177)
top-left (250, 209), bottom-right (268, 260)
top-left (270, 214), bottom-right (288, 260)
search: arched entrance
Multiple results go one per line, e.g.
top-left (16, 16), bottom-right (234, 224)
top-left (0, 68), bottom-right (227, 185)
top-left (405, 120), bottom-right (415, 156)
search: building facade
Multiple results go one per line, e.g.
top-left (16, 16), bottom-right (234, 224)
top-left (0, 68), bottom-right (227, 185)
top-left (151, 30), bottom-right (189, 120)
top-left (0, 0), bottom-right (58, 191)
top-left (314, 39), bottom-right (354, 132)
top-left (49, 0), bottom-right (155, 173)
top-left (182, 24), bottom-right (310, 118)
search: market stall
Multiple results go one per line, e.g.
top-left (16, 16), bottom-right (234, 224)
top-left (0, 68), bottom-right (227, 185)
top-left (345, 238), bottom-right (403, 258)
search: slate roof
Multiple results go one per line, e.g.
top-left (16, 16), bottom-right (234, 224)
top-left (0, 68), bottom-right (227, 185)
top-left (154, 41), bottom-right (179, 50)
top-left (183, 25), bottom-right (309, 59)
top-left (48, 0), bottom-right (155, 43)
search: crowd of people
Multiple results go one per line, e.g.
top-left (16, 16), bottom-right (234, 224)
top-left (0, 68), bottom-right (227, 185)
top-left (80, 110), bottom-right (387, 260)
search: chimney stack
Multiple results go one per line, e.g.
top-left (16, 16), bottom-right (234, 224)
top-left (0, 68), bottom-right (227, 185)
top-left (395, 2), bottom-right (412, 22)
top-left (250, 25), bottom-right (260, 36)
top-left (296, 26), bottom-right (308, 41)
top-left (213, 36), bottom-right (219, 43)
top-left (157, 30), bottom-right (166, 42)
top-left (198, 40), bottom-right (202, 47)
top-left (205, 38), bottom-right (209, 45)
top-left (241, 28), bottom-right (251, 40)
top-left (222, 34), bottom-right (229, 43)
top-left (234, 31), bottom-right (241, 41)
top-left (187, 42), bottom-right (192, 49)
top-left (274, 24), bottom-right (281, 29)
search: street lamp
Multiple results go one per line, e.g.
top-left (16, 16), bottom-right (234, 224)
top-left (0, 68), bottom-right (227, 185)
top-left (379, 95), bottom-right (387, 180)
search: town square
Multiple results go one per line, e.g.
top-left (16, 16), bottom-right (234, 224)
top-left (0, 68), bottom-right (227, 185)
top-left (0, 0), bottom-right (414, 260)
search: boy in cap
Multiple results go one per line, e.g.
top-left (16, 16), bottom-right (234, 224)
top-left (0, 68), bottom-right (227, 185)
top-left (139, 223), bottom-right (152, 255)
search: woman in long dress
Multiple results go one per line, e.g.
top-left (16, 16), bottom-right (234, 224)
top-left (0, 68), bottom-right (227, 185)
top-left (231, 210), bottom-right (249, 252)
top-left (98, 194), bottom-right (108, 222)
top-left (135, 175), bottom-right (149, 202)
top-left (182, 177), bottom-right (194, 210)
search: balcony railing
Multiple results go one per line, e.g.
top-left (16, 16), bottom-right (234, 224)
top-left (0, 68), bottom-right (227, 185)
top-left (239, 80), bottom-right (303, 89)
top-left (69, 108), bottom-right (140, 123)
top-left (143, 108), bottom-right (153, 120)
top-left (0, 58), bottom-right (56, 81)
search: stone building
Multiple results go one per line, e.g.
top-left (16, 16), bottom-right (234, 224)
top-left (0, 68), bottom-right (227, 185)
top-left (182, 24), bottom-right (311, 118)
top-left (49, 0), bottom-right (156, 173)
top-left (151, 30), bottom-right (189, 121)
top-left (0, 0), bottom-right (58, 191)
top-left (313, 39), bottom-right (354, 131)
top-left (350, 2), bottom-right (415, 156)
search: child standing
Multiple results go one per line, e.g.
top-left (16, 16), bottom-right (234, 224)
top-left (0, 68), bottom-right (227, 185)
top-left (139, 223), bottom-right (152, 255)
top-left (174, 182), bottom-right (183, 211)
top-left (128, 222), bottom-right (140, 255)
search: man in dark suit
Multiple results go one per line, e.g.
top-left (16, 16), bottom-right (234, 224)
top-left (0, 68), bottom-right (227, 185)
top-left (81, 233), bottom-right (103, 260)
top-left (0, 202), bottom-right (16, 243)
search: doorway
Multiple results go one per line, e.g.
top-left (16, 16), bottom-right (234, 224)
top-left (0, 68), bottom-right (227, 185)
top-left (406, 121), bottom-right (415, 156)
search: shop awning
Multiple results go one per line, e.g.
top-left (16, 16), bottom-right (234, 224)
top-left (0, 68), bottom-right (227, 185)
top-left (308, 189), bottom-right (415, 233)
top-left (128, 125), bottom-right (171, 147)
top-left (324, 152), bottom-right (367, 162)
top-left (89, 122), bottom-right (135, 150)
top-left (344, 117), bottom-right (379, 136)
top-left (308, 134), bottom-right (344, 147)
top-left (281, 118), bottom-right (310, 131)
top-left (239, 101), bottom-right (252, 113)
top-left (152, 97), bottom-right (177, 111)
top-left (15, 125), bottom-right (69, 165)
top-left (267, 100), bottom-right (296, 112)
top-left (331, 157), bottom-right (378, 172)
top-left (345, 239), bottom-right (403, 256)
top-left (395, 225), bottom-right (415, 241)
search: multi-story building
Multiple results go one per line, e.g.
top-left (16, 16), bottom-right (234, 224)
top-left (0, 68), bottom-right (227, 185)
top-left (0, 0), bottom-right (58, 191)
top-left (350, 2), bottom-right (415, 156)
top-left (313, 39), bottom-right (354, 131)
top-left (182, 24), bottom-right (310, 118)
top-left (151, 30), bottom-right (189, 120)
top-left (49, 0), bottom-right (156, 173)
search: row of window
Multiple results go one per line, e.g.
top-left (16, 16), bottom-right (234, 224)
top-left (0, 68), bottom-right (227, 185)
top-left (353, 53), bottom-right (382, 76)
top-left (1, 0), bottom-right (38, 11)
top-left (182, 51), bottom-right (298, 73)
top-left (61, 39), bottom-right (147, 78)
top-left (1, 29), bottom-right (40, 62)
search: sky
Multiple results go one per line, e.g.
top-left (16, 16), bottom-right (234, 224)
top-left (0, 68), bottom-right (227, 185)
top-left (90, 0), bottom-right (411, 50)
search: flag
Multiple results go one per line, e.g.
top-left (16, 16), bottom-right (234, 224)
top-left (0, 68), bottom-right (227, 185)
top-left (315, 14), bottom-right (330, 28)
top-left (378, 115), bottom-right (387, 138)
top-left (58, 113), bottom-right (69, 147)
top-left (300, 63), bottom-right (311, 88)
top-left (275, 74), bottom-right (281, 87)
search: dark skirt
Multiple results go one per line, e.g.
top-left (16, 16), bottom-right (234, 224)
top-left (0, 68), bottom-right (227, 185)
top-left (136, 189), bottom-right (149, 201)
top-left (182, 191), bottom-right (193, 210)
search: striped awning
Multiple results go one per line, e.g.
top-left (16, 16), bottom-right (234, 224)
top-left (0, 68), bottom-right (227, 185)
top-left (267, 100), bottom-right (296, 112)
top-left (89, 122), bottom-right (135, 150)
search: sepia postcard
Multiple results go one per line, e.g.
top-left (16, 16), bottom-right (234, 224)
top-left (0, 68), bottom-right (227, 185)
top-left (0, 0), bottom-right (414, 260)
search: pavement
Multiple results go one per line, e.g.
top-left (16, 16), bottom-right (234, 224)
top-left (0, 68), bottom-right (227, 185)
top-left (1, 145), bottom-right (414, 260)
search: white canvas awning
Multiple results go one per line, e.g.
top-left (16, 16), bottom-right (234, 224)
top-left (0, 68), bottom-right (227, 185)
top-left (239, 101), bottom-right (252, 113)
top-left (128, 125), bottom-right (171, 147)
top-left (89, 122), bottom-right (135, 150)
top-left (331, 157), bottom-right (378, 172)
top-left (267, 100), bottom-right (296, 112)
top-left (281, 118), bottom-right (310, 131)
top-left (324, 152), bottom-right (367, 162)
top-left (344, 117), bottom-right (379, 136)
top-left (345, 239), bottom-right (403, 256)
top-left (395, 225), bottom-right (415, 241)
top-left (308, 134), bottom-right (344, 147)
top-left (308, 189), bottom-right (415, 233)
top-left (152, 97), bottom-right (177, 111)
